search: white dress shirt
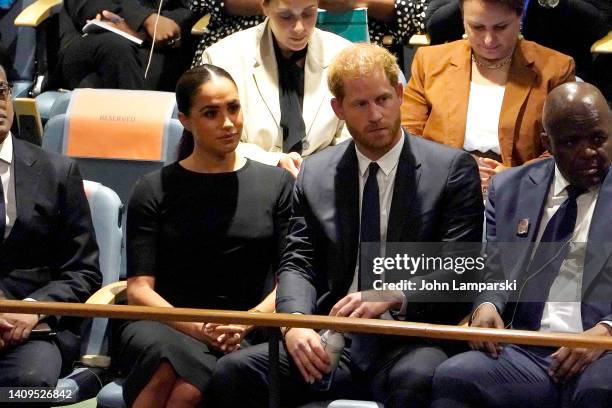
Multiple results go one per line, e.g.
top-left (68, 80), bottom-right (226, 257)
top-left (536, 166), bottom-right (598, 333)
top-left (0, 133), bottom-right (16, 239)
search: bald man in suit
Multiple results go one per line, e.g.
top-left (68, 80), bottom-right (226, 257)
top-left (432, 82), bottom-right (612, 408)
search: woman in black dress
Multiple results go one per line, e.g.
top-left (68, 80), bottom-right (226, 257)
top-left (113, 64), bottom-right (293, 407)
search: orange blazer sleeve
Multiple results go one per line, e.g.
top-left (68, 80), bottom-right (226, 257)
top-left (401, 47), bottom-right (429, 136)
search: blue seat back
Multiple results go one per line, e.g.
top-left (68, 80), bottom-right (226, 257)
top-left (53, 181), bottom-right (123, 406)
top-left (42, 114), bottom-right (183, 205)
top-left (83, 180), bottom-right (123, 287)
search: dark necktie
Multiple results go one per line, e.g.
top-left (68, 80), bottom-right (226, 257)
top-left (513, 184), bottom-right (586, 330)
top-left (359, 162), bottom-right (380, 288)
top-left (0, 175), bottom-right (5, 241)
top-left (277, 46), bottom-right (307, 154)
top-left (352, 162), bottom-right (381, 371)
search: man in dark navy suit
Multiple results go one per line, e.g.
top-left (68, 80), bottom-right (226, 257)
top-left (208, 43), bottom-right (483, 408)
top-left (432, 82), bottom-right (612, 407)
top-left (0, 64), bottom-right (101, 392)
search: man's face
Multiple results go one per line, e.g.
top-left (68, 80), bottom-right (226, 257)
top-left (546, 104), bottom-right (612, 189)
top-left (331, 67), bottom-right (403, 161)
top-left (0, 68), bottom-right (14, 143)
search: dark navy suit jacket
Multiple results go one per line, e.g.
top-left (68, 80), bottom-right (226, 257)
top-left (276, 132), bottom-right (484, 325)
top-left (0, 138), bottom-right (102, 351)
top-left (477, 157), bottom-right (612, 330)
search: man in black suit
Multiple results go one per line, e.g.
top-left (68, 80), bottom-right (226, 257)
top-left (0, 64), bottom-right (101, 391)
top-left (48, 0), bottom-right (196, 92)
top-left (431, 82), bottom-right (612, 407)
top-left (208, 43), bottom-right (483, 408)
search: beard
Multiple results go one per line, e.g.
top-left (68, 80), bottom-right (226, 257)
top-left (347, 115), bottom-right (402, 159)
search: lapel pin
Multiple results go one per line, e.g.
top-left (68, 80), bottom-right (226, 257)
top-left (517, 218), bottom-right (530, 236)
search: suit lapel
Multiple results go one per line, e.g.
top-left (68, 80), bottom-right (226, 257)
top-left (445, 41), bottom-right (471, 149)
top-left (512, 160), bottom-right (555, 267)
top-left (387, 134), bottom-right (420, 242)
top-left (583, 170), bottom-right (612, 295)
top-left (499, 41), bottom-right (537, 166)
top-left (335, 143), bottom-right (360, 291)
top-left (6, 139), bottom-right (41, 245)
top-left (302, 30), bottom-right (328, 139)
top-left (252, 22), bottom-right (281, 126)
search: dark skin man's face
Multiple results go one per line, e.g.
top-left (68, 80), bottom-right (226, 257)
top-left (0, 67), bottom-right (14, 144)
top-left (544, 104), bottom-right (612, 190)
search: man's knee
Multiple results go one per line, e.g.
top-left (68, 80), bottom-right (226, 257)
top-left (14, 367), bottom-right (59, 388)
top-left (0, 341), bottom-right (62, 388)
top-left (573, 388), bottom-right (612, 408)
top-left (212, 350), bottom-right (254, 386)
top-left (431, 352), bottom-right (489, 406)
top-left (93, 33), bottom-right (139, 61)
top-left (208, 347), bottom-right (270, 407)
top-left (573, 356), bottom-right (612, 408)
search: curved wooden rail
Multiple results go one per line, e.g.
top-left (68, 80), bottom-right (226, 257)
top-left (14, 0), bottom-right (62, 27)
top-left (191, 14), bottom-right (211, 36)
top-left (1, 300), bottom-right (611, 349)
top-left (591, 31), bottom-right (612, 54)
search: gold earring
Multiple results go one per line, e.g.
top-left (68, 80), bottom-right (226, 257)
top-left (462, 33), bottom-right (468, 39)
top-left (518, 33), bottom-right (524, 40)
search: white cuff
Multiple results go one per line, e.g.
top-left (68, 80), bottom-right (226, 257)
top-left (471, 302), bottom-right (498, 324)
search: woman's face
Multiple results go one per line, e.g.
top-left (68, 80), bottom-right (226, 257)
top-left (179, 76), bottom-right (243, 157)
top-left (263, 0), bottom-right (318, 54)
top-left (462, 0), bottom-right (521, 62)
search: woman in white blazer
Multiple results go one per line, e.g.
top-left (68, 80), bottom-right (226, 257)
top-left (197, 0), bottom-right (352, 176)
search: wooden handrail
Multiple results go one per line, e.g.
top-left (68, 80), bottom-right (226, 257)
top-left (14, 0), bottom-right (62, 27)
top-left (191, 14), bottom-right (211, 36)
top-left (2, 300), bottom-right (612, 349)
top-left (591, 31), bottom-right (612, 54)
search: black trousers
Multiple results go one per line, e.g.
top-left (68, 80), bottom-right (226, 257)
top-left (206, 336), bottom-right (463, 408)
top-left (0, 339), bottom-right (64, 408)
top-left (56, 31), bottom-right (193, 92)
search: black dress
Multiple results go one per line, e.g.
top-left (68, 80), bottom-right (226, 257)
top-left (113, 160), bottom-right (293, 405)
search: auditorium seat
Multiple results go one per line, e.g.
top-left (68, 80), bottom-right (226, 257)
top-left (41, 88), bottom-right (182, 204)
top-left (9, 0), bottom-right (62, 97)
top-left (51, 181), bottom-right (123, 405)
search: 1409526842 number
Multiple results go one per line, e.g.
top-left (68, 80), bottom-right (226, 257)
top-left (0, 387), bottom-right (76, 403)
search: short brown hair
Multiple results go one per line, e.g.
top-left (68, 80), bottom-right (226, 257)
top-left (458, 0), bottom-right (525, 16)
top-left (327, 43), bottom-right (399, 101)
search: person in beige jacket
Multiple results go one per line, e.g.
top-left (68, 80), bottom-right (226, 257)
top-left (198, 0), bottom-right (352, 176)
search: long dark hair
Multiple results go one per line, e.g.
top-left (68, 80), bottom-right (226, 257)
top-left (175, 64), bottom-right (238, 161)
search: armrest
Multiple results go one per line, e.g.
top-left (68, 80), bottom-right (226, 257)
top-left (14, 98), bottom-right (43, 145)
top-left (191, 14), bottom-right (211, 36)
top-left (86, 281), bottom-right (127, 305)
top-left (81, 281), bottom-right (126, 368)
top-left (591, 31), bottom-right (612, 54)
top-left (409, 33), bottom-right (431, 47)
top-left (14, 0), bottom-right (63, 27)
